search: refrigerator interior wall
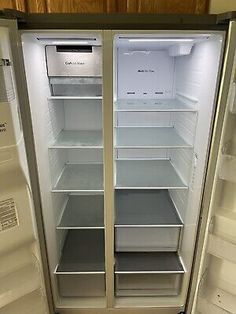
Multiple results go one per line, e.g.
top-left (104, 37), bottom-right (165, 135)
top-left (21, 32), bottom-right (105, 308)
top-left (113, 33), bottom-right (223, 305)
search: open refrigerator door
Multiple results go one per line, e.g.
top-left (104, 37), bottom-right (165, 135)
top-left (0, 18), bottom-right (49, 314)
top-left (190, 20), bottom-right (236, 314)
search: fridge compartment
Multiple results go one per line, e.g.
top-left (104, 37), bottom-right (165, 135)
top-left (49, 129), bottom-right (103, 148)
top-left (115, 159), bottom-right (187, 189)
top-left (55, 229), bottom-right (105, 273)
top-left (50, 77), bottom-right (102, 97)
top-left (115, 190), bottom-right (182, 251)
top-left (115, 273), bottom-right (182, 296)
top-left (52, 163), bottom-right (103, 192)
top-left (115, 99), bottom-right (197, 112)
top-left (57, 194), bottom-right (104, 229)
top-left (218, 154), bottom-right (236, 183)
top-left (57, 274), bottom-right (105, 297)
top-left (115, 252), bottom-right (184, 296)
top-left (115, 127), bottom-right (192, 148)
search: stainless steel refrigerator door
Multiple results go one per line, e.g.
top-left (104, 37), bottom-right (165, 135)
top-left (0, 18), bottom-right (51, 314)
top-left (187, 20), bottom-right (236, 314)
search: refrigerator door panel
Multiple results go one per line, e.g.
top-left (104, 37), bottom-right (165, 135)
top-left (188, 20), bottom-right (236, 314)
top-left (0, 19), bottom-right (49, 314)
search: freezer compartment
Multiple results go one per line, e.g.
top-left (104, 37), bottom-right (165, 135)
top-left (115, 273), bottom-right (182, 296)
top-left (57, 195), bottom-right (104, 229)
top-left (57, 274), bottom-right (105, 297)
top-left (55, 229), bottom-right (105, 297)
top-left (49, 77), bottom-right (102, 97)
top-left (115, 190), bottom-right (182, 251)
top-left (115, 252), bottom-right (184, 296)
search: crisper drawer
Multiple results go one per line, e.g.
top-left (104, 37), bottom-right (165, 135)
top-left (115, 273), bottom-right (182, 296)
top-left (115, 252), bottom-right (184, 297)
top-left (115, 190), bottom-right (183, 251)
top-left (57, 274), bottom-right (105, 297)
top-left (115, 226), bottom-right (181, 251)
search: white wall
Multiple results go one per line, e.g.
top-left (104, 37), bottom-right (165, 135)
top-left (209, 0), bottom-right (236, 14)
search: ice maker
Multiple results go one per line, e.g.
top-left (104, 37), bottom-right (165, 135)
top-left (46, 45), bottom-right (102, 96)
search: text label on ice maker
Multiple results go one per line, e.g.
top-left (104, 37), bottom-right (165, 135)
top-left (64, 61), bottom-right (85, 66)
top-left (137, 69), bottom-right (155, 73)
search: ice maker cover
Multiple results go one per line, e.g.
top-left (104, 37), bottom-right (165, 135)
top-left (46, 45), bottom-right (102, 77)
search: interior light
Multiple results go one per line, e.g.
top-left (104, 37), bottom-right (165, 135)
top-left (51, 41), bottom-right (89, 45)
top-left (37, 38), bottom-right (93, 45)
top-left (128, 38), bottom-right (194, 42)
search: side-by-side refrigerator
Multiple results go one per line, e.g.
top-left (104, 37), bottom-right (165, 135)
top-left (0, 11), bottom-right (235, 314)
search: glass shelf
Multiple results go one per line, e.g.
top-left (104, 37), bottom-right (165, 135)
top-left (57, 195), bottom-right (104, 229)
top-left (115, 252), bottom-right (184, 274)
top-left (115, 99), bottom-right (197, 112)
top-left (55, 229), bottom-right (105, 274)
top-left (48, 96), bottom-right (102, 100)
top-left (49, 130), bottom-right (103, 149)
top-left (115, 160), bottom-right (187, 189)
top-left (115, 190), bottom-right (182, 226)
top-left (115, 127), bottom-right (192, 148)
top-left (52, 163), bottom-right (103, 192)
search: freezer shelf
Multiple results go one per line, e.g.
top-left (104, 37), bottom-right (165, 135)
top-left (115, 127), bottom-right (192, 148)
top-left (56, 229), bottom-right (105, 273)
top-left (115, 99), bottom-right (197, 112)
top-left (49, 130), bottom-right (103, 148)
top-left (57, 195), bottom-right (104, 229)
top-left (52, 163), bottom-right (103, 192)
top-left (115, 252), bottom-right (184, 274)
top-left (115, 190), bottom-right (182, 251)
top-left (115, 160), bottom-right (187, 189)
